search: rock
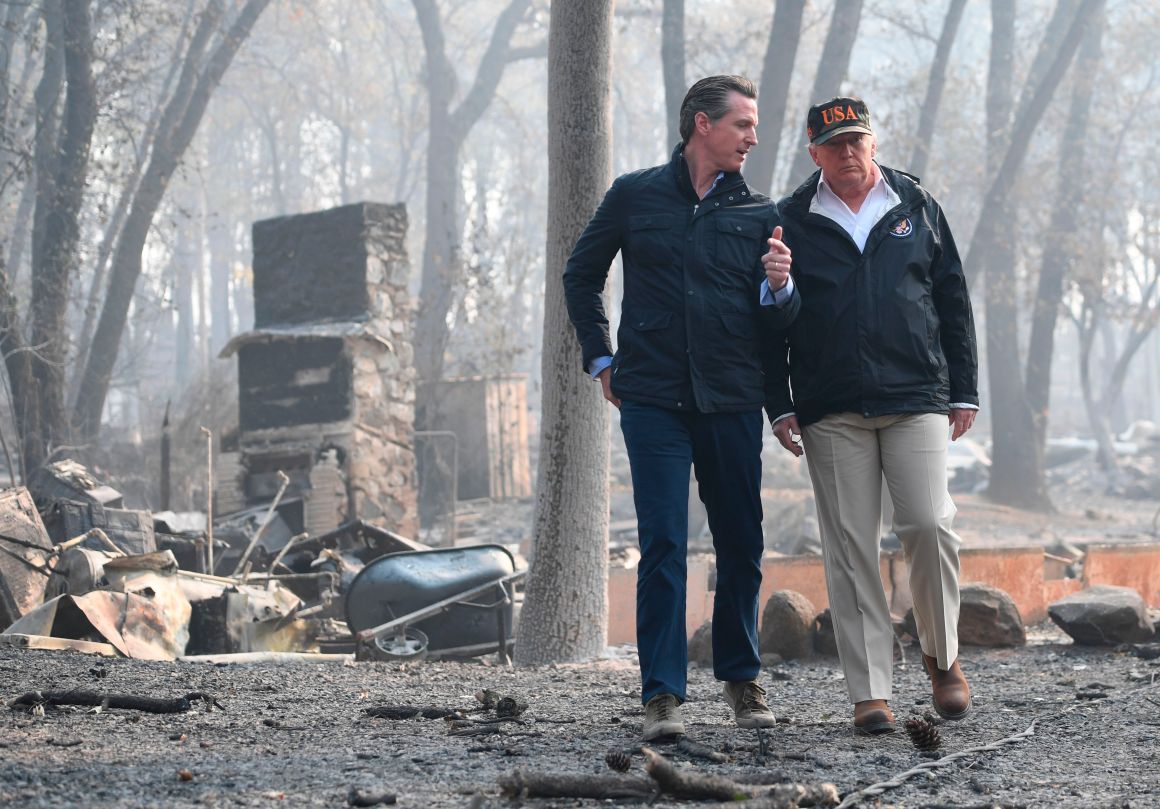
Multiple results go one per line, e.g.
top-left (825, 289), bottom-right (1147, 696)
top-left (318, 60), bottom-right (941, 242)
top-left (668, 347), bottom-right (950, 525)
top-left (958, 583), bottom-right (1026, 646)
top-left (1048, 585), bottom-right (1156, 645)
top-left (688, 620), bottom-right (712, 667)
top-left (813, 609), bottom-right (839, 657)
top-left (901, 584), bottom-right (1025, 647)
top-left (759, 590), bottom-right (815, 660)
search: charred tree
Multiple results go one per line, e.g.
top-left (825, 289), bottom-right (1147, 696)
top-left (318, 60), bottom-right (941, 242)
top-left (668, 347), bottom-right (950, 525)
top-left (515, 0), bottom-right (613, 665)
top-left (786, 0), bottom-right (864, 184)
top-left (971, 0), bottom-right (1103, 510)
top-left (72, 0), bottom-right (272, 447)
top-left (1025, 7), bottom-right (1105, 457)
top-left (410, 0), bottom-right (539, 430)
top-left (660, 0), bottom-right (684, 150)
top-left (1, 0), bottom-right (96, 477)
top-left (909, 0), bottom-right (967, 180)
top-left (743, 0), bottom-right (804, 196)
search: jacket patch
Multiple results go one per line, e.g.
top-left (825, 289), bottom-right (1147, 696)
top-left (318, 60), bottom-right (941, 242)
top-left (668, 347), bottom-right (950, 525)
top-left (888, 216), bottom-right (913, 238)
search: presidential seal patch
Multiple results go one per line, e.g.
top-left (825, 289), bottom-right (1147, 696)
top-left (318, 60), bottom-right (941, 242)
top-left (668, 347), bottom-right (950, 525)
top-left (888, 217), bottom-right (913, 238)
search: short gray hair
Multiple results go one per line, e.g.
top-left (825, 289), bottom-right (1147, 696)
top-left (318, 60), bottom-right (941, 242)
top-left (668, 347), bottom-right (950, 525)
top-left (679, 75), bottom-right (757, 144)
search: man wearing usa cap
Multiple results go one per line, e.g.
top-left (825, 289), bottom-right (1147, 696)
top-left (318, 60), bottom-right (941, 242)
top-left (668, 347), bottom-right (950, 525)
top-left (764, 96), bottom-right (978, 735)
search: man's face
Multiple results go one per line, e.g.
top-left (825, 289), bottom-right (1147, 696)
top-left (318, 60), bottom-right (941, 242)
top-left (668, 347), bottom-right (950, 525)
top-left (809, 132), bottom-right (876, 192)
top-left (696, 91), bottom-right (758, 174)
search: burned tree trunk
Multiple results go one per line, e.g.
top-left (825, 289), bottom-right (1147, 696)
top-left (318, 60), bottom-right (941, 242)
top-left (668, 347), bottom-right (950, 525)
top-left (410, 0), bottom-right (535, 430)
top-left (974, 0), bottom-right (1103, 510)
top-left (660, 0), bottom-right (684, 151)
top-left (786, 0), bottom-right (864, 184)
top-left (8, 0), bottom-right (96, 476)
top-left (515, 0), bottom-right (613, 665)
top-left (744, 0), bottom-right (804, 196)
top-left (1025, 7), bottom-right (1105, 454)
top-left (909, 0), bottom-right (967, 180)
top-left (72, 0), bottom-right (271, 447)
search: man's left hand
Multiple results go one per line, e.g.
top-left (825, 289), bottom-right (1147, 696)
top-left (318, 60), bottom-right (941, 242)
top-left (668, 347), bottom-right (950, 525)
top-left (949, 408), bottom-right (976, 441)
top-left (763, 225), bottom-right (792, 290)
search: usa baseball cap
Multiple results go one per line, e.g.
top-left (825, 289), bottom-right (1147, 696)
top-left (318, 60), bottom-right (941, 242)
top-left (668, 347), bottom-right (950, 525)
top-left (807, 97), bottom-right (873, 145)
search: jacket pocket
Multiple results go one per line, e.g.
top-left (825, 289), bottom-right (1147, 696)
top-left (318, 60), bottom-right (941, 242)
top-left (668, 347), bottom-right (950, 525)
top-left (719, 311), bottom-right (755, 339)
top-left (626, 308), bottom-right (673, 332)
top-left (714, 216), bottom-right (764, 273)
top-left (627, 213), bottom-right (676, 265)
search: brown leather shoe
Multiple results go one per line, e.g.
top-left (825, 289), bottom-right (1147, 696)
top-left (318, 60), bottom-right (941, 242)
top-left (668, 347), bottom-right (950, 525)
top-left (923, 653), bottom-right (971, 720)
top-left (853, 699), bottom-right (895, 735)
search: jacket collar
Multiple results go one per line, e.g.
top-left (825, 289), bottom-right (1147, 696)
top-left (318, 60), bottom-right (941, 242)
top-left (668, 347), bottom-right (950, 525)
top-left (782, 163), bottom-right (925, 218)
top-left (669, 143), bottom-right (749, 202)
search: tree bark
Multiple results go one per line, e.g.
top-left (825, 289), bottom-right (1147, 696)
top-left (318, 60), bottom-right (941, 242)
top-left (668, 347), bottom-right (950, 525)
top-left (908, 0), bottom-right (967, 180)
top-left (72, 0), bottom-right (271, 445)
top-left (514, 0), bottom-right (613, 665)
top-left (745, 0), bottom-right (805, 196)
top-left (19, 0), bottom-right (96, 472)
top-left (410, 0), bottom-right (533, 430)
top-left (71, 2), bottom-right (197, 400)
top-left (660, 0), bottom-right (684, 151)
top-left (1025, 7), bottom-right (1104, 452)
top-left (974, 0), bottom-right (1103, 510)
top-left (786, 0), bottom-right (864, 184)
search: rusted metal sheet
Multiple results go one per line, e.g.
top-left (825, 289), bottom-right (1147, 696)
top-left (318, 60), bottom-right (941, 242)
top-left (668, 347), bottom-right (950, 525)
top-left (0, 487), bottom-right (52, 630)
top-left (6, 550), bottom-right (192, 660)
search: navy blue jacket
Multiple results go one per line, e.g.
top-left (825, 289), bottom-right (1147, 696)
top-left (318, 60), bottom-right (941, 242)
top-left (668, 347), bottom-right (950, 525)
top-left (769, 165), bottom-right (978, 426)
top-left (563, 146), bottom-right (800, 417)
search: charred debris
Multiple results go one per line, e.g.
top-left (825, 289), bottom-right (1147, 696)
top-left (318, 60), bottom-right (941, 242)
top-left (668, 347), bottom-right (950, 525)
top-left (0, 459), bottom-right (523, 664)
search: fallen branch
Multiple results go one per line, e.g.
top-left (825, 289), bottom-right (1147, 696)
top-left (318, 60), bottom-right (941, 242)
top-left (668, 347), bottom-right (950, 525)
top-left (498, 770), bottom-right (656, 801)
top-left (362, 705), bottom-right (461, 720)
top-left (9, 691), bottom-right (223, 714)
top-left (674, 737), bottom-right (731, 763)
top-left (704, 783), bottom-right (840, 808)
top-left (641, 746), bottom-right (750, 801)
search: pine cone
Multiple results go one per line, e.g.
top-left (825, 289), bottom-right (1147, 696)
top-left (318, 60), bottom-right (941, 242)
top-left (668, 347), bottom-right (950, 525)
top-left (904, 716), bottom-right (942, 751)
top-left (604, 749), bottom-right (633, 772)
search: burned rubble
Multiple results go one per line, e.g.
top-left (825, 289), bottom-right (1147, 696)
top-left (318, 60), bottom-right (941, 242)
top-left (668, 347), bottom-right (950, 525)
top-left (0, 203), bottom-right (528, 669)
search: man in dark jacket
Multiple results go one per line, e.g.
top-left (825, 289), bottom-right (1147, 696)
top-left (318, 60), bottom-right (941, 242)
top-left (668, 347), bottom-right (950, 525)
top-left (768, 97), bottom-right (978, 735)
top-left (564, 75), bottom-right (800, 741)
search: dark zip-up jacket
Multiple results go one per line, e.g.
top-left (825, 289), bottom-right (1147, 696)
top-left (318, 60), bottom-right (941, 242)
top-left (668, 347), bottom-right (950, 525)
top-left (768, 165), bottom-right (978, 426)
top-left (563, 146), bottom-right (800, 417)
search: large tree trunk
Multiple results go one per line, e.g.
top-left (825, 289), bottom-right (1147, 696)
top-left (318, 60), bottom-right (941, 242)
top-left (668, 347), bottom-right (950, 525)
top-left (515, 0), bottom-right (613, 665)
top-left (410, 0), bottom-right (534, 430)
top-left (908, 0), bottom-right (967, 180)
top-left (786, 0), bottom-right (864, 184)
top-left (71, 3), bottom-right (196, 400)
top-left (72, 0), bottom-right (271, 446)
top-left (20, 0), bottom-right (96, 472)
top-left (660, 0), bottom-right (684, 151)
top-left (745, 0), bottom-right (805, 196)
top-left (975, 0), bottom-right (1103, 510)
top-left (1025, 8), bottom-right (1105, 452)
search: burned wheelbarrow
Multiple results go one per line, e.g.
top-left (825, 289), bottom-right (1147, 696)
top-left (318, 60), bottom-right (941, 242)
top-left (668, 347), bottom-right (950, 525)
top-left (344, 545), bottom-right (524, 662)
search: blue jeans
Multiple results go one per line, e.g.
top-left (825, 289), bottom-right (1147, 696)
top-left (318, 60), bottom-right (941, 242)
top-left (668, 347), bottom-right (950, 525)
top-left (619, 400), bottom-right (765, 704)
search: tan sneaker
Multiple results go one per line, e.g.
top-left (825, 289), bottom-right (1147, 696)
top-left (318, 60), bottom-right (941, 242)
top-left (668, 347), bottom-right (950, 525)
top-left (723, 680), bottom-right (776, 728)
top-left (642, 694), bottom-right (685, 741)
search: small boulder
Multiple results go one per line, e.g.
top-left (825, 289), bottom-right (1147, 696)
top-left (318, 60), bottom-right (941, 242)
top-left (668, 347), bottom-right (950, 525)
top-left (958, 583), bottom-right (1025, 646)
top-left (688, 619), bottom-right (713, 667)
top-left (1048, 585), bottom-right (1156, 645)
top-left (812, 608), bottom-right (839, 657)
top-left (902, 584), bottom-right (1025, 647)
top-left (759, 590), bottom-right (815, 660)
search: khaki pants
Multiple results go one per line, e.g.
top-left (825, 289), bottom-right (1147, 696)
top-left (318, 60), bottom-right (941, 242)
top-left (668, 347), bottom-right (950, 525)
top-left (801, 412), bottom-right (961, 703)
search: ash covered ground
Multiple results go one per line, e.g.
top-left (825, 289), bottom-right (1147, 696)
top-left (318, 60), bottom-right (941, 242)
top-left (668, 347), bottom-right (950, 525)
top-left (2, 624), bottom-right (1157, 808)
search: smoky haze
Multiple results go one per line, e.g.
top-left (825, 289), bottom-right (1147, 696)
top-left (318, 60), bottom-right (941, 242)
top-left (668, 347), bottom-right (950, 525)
top-left (0, 0), bottom-right (1156, 514)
